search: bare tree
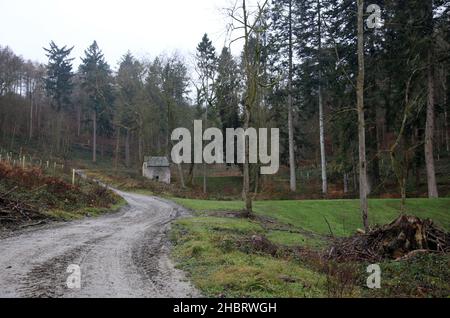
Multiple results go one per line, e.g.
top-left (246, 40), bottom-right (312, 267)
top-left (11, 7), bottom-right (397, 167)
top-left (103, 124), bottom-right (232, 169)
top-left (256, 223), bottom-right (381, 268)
top-left (389, 69), bottom-right (425, 212)
top-left (226, 0), bottom-right (269, 215)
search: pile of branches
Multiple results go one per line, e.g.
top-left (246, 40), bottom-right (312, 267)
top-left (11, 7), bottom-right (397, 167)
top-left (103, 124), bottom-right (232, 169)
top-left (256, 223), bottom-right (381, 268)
top-left (328, 215), bottom-right (450, 262)
top-left (0, 188), bottom-right (46, 226)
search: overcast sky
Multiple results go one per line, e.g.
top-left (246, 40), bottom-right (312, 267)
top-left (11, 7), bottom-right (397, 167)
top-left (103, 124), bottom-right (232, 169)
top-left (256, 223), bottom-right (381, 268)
top-left (0, 0), bottom-right (245, 69)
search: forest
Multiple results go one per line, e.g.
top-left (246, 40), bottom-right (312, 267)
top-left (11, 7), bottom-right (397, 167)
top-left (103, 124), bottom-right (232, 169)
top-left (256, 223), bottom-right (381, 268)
top-left (1, 1), bottom-right (448, 204)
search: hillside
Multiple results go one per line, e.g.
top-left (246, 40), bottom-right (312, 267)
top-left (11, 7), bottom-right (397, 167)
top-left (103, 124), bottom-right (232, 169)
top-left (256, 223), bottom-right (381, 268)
top-left (0, 161), bottom-right (124, 230)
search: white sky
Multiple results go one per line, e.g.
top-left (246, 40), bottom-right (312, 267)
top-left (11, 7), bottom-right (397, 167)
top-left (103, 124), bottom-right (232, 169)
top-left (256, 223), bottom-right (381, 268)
top-left (0, 0), bottom-right (246, 69)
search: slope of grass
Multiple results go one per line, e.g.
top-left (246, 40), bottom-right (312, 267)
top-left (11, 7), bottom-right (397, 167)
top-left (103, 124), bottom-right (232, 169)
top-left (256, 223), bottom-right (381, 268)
top-left (174, 198), bottom-right (450, 237)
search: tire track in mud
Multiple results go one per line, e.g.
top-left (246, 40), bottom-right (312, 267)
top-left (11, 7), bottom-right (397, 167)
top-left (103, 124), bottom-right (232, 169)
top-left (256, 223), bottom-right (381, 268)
top-left (129, 199), bottom-right (198, 298)
top-left (19, 236), bottom-right (112, 298)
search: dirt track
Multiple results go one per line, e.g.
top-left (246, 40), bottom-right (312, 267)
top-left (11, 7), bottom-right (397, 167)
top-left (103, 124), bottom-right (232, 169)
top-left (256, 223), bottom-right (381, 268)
top-left (0, 191), bottom-right (200, 298)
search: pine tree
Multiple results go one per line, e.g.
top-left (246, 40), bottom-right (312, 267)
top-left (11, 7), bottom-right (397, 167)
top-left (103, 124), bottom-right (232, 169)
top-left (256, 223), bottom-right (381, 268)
top-left (268, 0), bottom-right (299, 192)
top-left (116, 52), bottom-right (144, 167)
top-left (79, 41), bottom-right (113, 163)
top-left (216, 47), bottom-right (241, 160)
top-left (44, 41), bottom-right (74, 154)
top-left (44, 41), bottom-right (74, 112)
top-left (195, 34), bottom-right (218, 194)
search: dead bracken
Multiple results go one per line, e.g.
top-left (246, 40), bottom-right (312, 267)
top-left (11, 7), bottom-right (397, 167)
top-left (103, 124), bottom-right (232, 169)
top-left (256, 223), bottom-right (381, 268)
top-left (0, 162), bottom-right (120, 230)
top-left (0, 191), bottom-right (47, 227)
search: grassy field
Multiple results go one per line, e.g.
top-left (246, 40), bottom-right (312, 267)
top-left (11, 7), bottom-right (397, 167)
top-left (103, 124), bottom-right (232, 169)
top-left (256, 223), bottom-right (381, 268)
top-left (171, 197), bottom-right (450, 298)
top-left (173, 198), bottom-right (450, 236)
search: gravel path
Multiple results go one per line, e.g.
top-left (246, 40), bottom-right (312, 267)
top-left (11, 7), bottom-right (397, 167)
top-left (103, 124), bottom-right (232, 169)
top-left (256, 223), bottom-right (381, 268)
top-left (0, 191), bottom-right (200, 298)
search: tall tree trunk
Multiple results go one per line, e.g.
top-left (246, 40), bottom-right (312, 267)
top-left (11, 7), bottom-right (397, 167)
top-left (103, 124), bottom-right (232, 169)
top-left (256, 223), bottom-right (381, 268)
top-left (115, 127), bottom-right (120, 170)
top-left (187, 164), bottom-right (195, 187)
top-left (10, 124), bottom-right (17, 150)
top-left (29, 89), bottom-right (33, 140)
top-left (400, 172), bottom-right (407, 212)
top-left (125, 128), bottom-right (131, 168)
top-left (357, 0), bottom-right (369, 232)
top-left (254, 167), bottom-right (260, 195)
top-left (439, 66), bottom-right (449, 153)
top-left (318, 0), bottom-right (327, 195)
top-left (37, 100), bottom-right (41, 136)
top-left (55, 111), bottom-right (64, 154)
top-left (92, 111), bottom-right (97, 163)
top-left (375, 105), bottom-right (386, 181)
top-left (288, 0), bottom-right (297, 192)
top-left (243, 108), bottom-right (252, 214)
top-left (177, 164), bottom-right (186, 188)
top-left (242, 0), bottom-right (253, 215)
top-left (344, 173), bottom-right (349, 194)
top-left (138, 132), bottom-right (143, 165)
top-left (414, 128), bottom-right (422, 190)
top-left (77, 104), bottom-right (81, 137)
top-left (319, 85), bottom-right (327, 195)
top-left (203, 98), bottom-right (208, 194)
top-left (445, 102), bottom-right (449, 153)
top-left (425, 53), bottom-right (439, 198)
top-left (166, 102), bottom-right (170, 155)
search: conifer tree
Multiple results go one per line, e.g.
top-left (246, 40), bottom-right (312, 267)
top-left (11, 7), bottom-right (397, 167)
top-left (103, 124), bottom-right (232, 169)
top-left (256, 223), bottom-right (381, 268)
top-left (44, 41), bottom-right (74, 154)
top-left (195, 33), bottom-right (218, 193)
top-left (79, 41), bottom-right (113, 163)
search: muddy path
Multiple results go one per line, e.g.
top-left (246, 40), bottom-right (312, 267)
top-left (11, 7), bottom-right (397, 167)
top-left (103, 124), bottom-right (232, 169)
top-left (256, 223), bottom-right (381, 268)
top-left (0, 191), bottom-right (200, 298)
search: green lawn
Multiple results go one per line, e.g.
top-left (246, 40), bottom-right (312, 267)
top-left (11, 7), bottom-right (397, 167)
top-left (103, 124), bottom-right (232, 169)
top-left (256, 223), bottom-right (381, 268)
top-left (173, 198), bottom-right (450, 237)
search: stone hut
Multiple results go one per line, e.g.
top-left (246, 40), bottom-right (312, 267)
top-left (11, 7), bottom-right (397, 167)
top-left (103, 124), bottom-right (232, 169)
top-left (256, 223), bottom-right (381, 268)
top-left (142, 156), bottom-right (171, 184)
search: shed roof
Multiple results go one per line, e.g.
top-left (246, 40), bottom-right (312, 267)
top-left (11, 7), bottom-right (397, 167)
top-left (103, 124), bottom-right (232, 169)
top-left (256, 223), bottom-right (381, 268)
top-left (144, 156), bottom-right (170, 167)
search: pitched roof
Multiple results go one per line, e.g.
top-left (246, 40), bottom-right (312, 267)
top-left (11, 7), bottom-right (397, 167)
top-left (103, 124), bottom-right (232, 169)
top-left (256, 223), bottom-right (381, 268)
top-left (144, 156), bottom-right (170, 167)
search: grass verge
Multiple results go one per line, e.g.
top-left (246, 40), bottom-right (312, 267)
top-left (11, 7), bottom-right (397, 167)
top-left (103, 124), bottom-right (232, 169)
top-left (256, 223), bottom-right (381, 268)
top-left (43, 198), bottom-right (127, 221)
top-left (171, 217), bottom-right (328, 298)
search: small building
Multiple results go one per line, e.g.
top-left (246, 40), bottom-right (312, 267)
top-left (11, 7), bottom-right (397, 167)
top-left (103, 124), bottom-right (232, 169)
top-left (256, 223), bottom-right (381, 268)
top-left (142, 156), bottom-right (171, 184)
